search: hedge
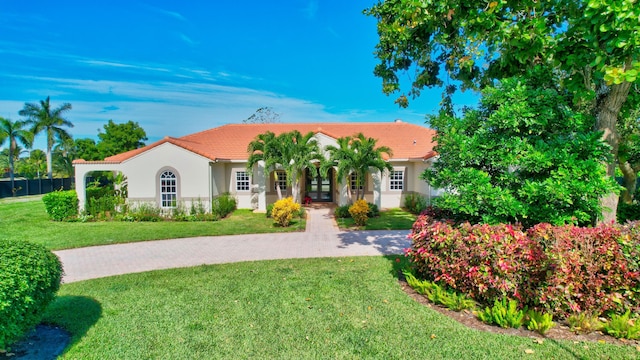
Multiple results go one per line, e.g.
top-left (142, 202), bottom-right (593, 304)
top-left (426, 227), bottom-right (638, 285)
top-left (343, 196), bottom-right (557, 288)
top-left (0, 239), bottom-right (63, 349)
top-left (407, 214), bottom-right (640, 318)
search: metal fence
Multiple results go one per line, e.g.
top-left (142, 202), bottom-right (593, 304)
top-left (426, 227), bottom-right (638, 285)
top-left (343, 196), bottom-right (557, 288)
top-left (0, 178), bottom-right (75, 198)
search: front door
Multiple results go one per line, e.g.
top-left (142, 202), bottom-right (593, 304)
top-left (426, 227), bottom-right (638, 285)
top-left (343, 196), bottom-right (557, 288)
top-left (306, 168), bottom-right (333, 202)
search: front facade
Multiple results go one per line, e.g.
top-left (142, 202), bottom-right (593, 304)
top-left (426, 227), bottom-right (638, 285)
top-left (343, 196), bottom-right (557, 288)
top-left (73, 121), bottom-right (440, 212)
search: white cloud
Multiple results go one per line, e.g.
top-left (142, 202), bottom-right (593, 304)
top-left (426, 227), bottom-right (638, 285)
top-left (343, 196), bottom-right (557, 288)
top-left (0, 76), bottom-right (356, 150)
top-left (144, 5), bottom-right (187, 22)
top-left (178, 33), bottom-right (198, 46)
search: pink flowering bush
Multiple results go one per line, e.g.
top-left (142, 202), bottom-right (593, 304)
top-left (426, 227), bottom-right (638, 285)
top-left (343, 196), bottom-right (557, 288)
top-left (407, 215), bottom-right (640, 318)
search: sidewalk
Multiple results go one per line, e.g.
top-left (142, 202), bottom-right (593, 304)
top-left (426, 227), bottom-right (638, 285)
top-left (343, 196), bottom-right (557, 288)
top-left (55, 207), bottom-right (411, 283)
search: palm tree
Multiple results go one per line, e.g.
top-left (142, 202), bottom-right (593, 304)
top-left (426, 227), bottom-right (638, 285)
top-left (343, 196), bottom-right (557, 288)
top-left (53, 135), bottom-right (77, 177)
top-left (247, 131), bottom-right (285, 199)
top-left (248, 130), bottom-right (324, 203)
top-left (351, 133), bottom-right (393, 200)
top-left (17, 149), bottom-right (46, 179)
top-left (19, 96), bottom-right (73, 179)
top-left (324, 133), bottom-right (393, 201)
top-left (0, 117), bottom-right (33, 191)
top-left (322, 136), bottom-right (357, 201)
top-left (278, 130), bottom-right (324, 203)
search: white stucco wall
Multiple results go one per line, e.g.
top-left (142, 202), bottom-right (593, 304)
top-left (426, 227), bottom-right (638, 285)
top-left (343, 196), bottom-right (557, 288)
top-left (122, 143), bottom-right (211, 205)
top-left (380, 161), bottom-right (413, 208)
top-left (75, 143), bottom-right (213, 211)
top-left (225, 163), bottom-right (254, 209)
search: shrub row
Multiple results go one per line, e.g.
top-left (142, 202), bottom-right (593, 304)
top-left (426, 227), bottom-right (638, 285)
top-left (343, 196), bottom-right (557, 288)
top-left (407, 214), bottom-right (640, 318)
top-left (46, 190), bottom-right (238, 222)
top-left (0, 240), bottom-right (62, 350)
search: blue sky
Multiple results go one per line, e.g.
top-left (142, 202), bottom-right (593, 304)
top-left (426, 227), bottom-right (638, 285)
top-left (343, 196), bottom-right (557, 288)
top-left (0, 1), bottom-right (478, 151)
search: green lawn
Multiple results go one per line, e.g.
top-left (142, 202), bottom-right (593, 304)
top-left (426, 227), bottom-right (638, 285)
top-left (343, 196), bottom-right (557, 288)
top-left (0, 198), bottom-right (305, 250)
top-left (336, 208), bottom-right (417, 230)
top-left (42, 256), bottom-right (634, 359)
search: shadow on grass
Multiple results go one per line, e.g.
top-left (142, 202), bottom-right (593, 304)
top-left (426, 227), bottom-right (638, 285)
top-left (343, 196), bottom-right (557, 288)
top-left (42, 295), bottom-right (102, 355)
top-left (383, 254), bottom-right (413, 279)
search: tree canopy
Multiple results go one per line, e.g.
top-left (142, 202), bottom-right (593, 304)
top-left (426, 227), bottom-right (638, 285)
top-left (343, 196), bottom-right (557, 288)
top-left (243, 107), bottom-right (281, 124)
top-left (96, 120), bottom-right (147, 158)
top-left (18, 96), bottom-right (73, 180)
top-left (0, 117), bottom-right (33, 187)
top-left (365, 0), bottom-right (640, 222)
top-left (247, 130), bottom-right (323, 203)
top-left (424, 75), bottom-right (617, 227)
top-left (323, 133), bottom-right (393, 201)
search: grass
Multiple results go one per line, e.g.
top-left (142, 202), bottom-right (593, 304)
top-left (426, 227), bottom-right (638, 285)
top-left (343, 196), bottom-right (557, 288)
top-left (0, 199), bottom-right (305, 250)
top-left (336, 208), bottom-right (417, 230)
top-left (42, 256), bottom-right (635, 359)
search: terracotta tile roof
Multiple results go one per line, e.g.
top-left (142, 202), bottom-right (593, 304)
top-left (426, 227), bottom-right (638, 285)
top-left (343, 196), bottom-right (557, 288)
top-left (79, 121), bottom-right (437, 164)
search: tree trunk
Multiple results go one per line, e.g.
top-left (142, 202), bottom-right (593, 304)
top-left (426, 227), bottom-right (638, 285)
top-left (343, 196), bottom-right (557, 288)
top-left (619, 160), bottom-right (638, 204)
top-left (9, 140), bottom-right (15, 194)
top-left (274, 172), bottom-right (282, 200)
top-left (46, 147), bottom-right (53, 180)
top-left (596, 81), bottom-right (632, 223)
top-left (292, 171), bottom-right (300, 203)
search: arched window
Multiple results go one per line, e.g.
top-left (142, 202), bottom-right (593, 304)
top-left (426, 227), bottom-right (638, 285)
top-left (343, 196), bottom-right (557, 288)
top-left (160, 170), bottom-right (177, 208)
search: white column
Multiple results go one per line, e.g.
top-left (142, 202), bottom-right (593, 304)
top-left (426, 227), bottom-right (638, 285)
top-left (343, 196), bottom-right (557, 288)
top-left (372, 169), bottom-right (382, 208)
top-left (256, 161), bottom-right (267, 211)
top-left (74, 165), bottom-right (87, 212)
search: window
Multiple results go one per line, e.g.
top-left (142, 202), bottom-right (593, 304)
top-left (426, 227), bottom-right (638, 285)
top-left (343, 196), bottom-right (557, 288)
top-left (160, 170), bottom-right (177, 208)
top-left (350, 173), bottom-right (364, 191)
top-left (236, 171), bottom-right (250, 191)
top-left (274, 170), bottom-right (287, 191)
top-left (390, 170), bottom-right (404, 191)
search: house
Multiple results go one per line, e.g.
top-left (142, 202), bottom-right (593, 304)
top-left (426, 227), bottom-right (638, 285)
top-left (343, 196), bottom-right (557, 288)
top-left (73, 121), bottom-right (439, 212)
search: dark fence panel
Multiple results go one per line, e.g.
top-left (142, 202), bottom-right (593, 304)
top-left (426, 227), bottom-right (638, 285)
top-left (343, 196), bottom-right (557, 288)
top-left (0, 178), bottom-right (75, 198)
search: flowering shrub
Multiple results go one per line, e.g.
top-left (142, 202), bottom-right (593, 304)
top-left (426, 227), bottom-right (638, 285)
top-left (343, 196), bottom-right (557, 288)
top-left (271, 197), bottom-right (301, 227)
top-left (407, 215), bottom-right (640, 318)
top-left (348, 199), bottom-right (369, 226)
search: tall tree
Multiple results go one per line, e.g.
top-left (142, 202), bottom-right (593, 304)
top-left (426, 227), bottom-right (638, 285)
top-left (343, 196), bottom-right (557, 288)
top-left (365, 0), bottom-right (640, 222)
top-left (0, 117), bottom-right (33, 190)
top-left (96, 120), bottom-right (147, 158)
top-left (323, 133), bottom-right (393, 201)
top-left (53, 136), bottom-right (77, 178)
top-left (424, 76), bottom-right (616, 227)
top-left (74, 138), bottom-right (102, 161)
top-left (19, 96), bottom-right (73, 180)
top-left (243, 107), bottom-right (280, 124)
top-left (617, 107), bottom-right (640, 204)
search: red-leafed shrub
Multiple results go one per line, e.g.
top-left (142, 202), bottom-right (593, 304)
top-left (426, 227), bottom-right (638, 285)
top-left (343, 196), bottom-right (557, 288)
top-left (407, 215), bottom-right (640, 318)
top-left (528, 223), bottom-right (640, 317)
top-left (408, 214), bottom-right (545, 305)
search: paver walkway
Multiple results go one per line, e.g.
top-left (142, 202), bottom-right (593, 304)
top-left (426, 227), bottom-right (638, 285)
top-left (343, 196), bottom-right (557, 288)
top-left (54, 206), bottom-right (411, 283)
